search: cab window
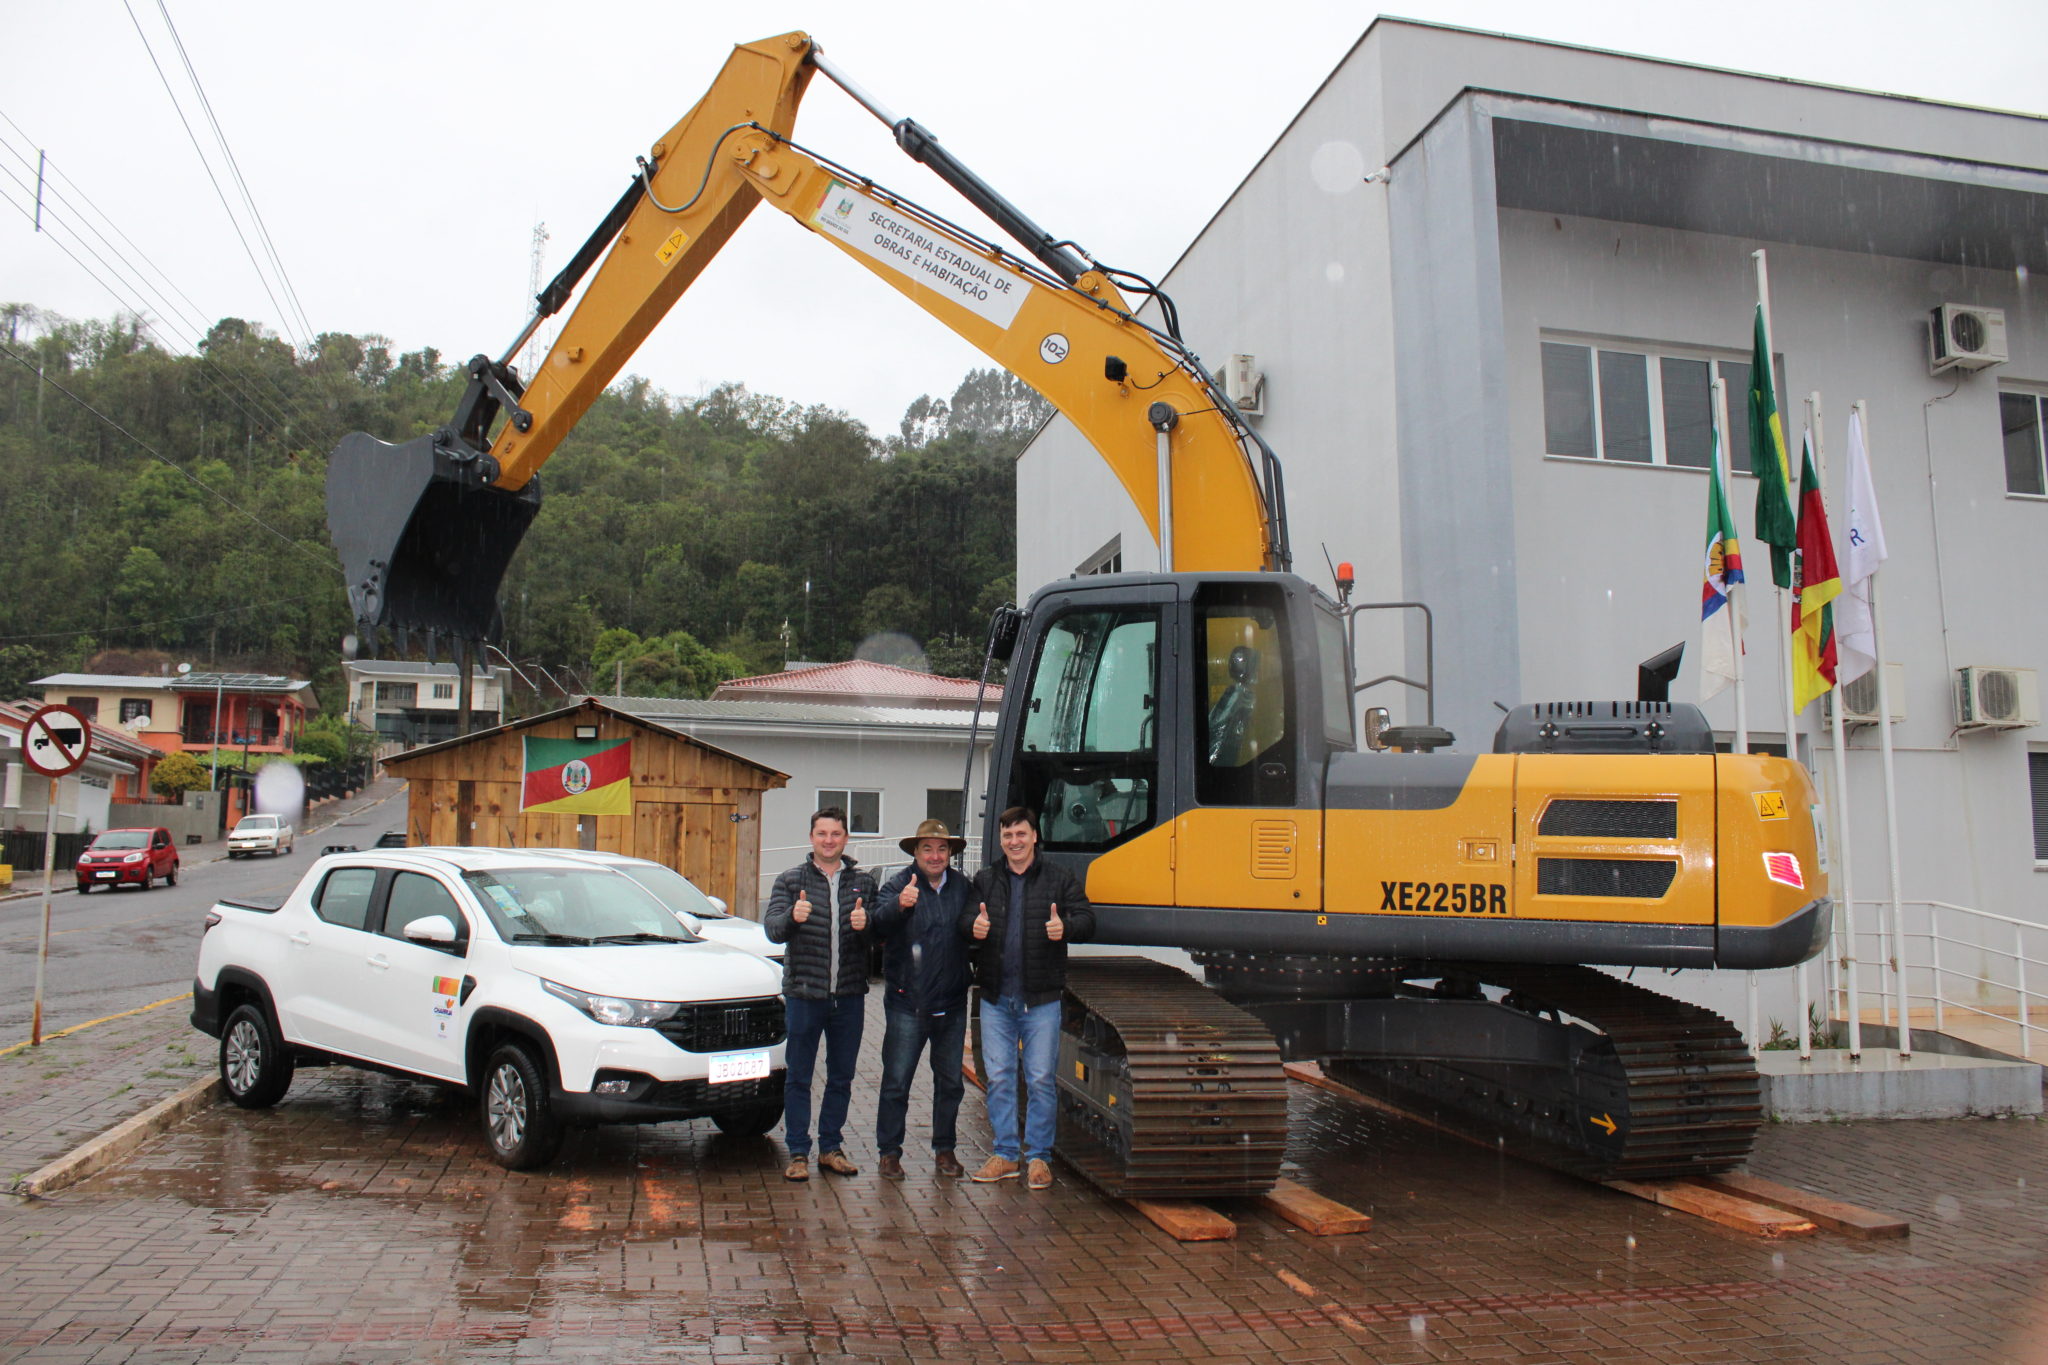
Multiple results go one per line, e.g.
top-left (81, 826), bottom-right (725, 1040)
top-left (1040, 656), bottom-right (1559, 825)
top-left (1014, 606), bottom-right (1158, 851)
top-left (381, 871), bottom-right (467, 948)
top-left (312, 867), bottom-right (379, 931)
top-left (1194, 583), bottom-right (1296, 807)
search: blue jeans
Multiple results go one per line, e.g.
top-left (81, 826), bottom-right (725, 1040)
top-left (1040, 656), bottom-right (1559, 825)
top-left (979, 994), bottom-right (1061, 1162)
top-left (875, 1004), bottom-right (967, 1158)
top-left (783, 994), bottom-right (865, 1157)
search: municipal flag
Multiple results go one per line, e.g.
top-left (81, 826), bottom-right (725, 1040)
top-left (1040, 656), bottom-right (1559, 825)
top-left (1748, 306), bottom-right (1797, 588)
top-left (1834, 409), bottom-right (1888, 686)
top-left (521, 736), bottom-right (633, 815)
top-left (1790, 431), bottom-right (1843, 712)
top-left (1699, 423), bottom-right (1746, 701)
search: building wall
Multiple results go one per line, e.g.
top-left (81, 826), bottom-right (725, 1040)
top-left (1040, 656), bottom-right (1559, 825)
top-left (658, 722), bottom-right (993, 905)
top-left (386, 715), bottom-right (780, 917)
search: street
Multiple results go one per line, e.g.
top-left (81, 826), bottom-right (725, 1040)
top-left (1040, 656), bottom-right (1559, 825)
top-left (0, 798), bottom-right (405, 1040)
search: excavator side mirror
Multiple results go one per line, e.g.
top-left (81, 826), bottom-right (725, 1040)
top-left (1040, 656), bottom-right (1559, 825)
top-left (1363, 707), bottom-right (1390, 751)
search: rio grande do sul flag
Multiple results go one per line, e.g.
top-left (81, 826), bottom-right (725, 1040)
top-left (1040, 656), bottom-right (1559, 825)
top-left (520, 736), bottom-right (632, 815)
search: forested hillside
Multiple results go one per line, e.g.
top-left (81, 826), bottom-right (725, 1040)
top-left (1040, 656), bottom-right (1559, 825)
top-left (0, 306), bottom-right (1042, 707)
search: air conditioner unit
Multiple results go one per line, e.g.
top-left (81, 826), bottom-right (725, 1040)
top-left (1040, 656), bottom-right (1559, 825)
top-left (1954, 665), bottom-right (2039, 730)
top-left (1929, 304), bottom-right (2007, 374)
top-left (1824, 662), bottom-right (1905, 728)
top-left (1225, 354), bottom-right (1265, 416)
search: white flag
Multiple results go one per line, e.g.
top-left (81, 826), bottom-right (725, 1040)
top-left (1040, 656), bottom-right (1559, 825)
top-left (1835, 409), bottom-right (1888, 685)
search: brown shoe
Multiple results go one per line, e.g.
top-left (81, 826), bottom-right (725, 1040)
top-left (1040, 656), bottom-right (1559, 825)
top-left (878, 1153), bottom-right (905, 1180)
top-left (1027, 1158), bottom-right (1052, 1190)
top-left (784, 1156), bottom-right (809, 1182)
top-left (971, 1155), bottom-right (1020, 1183)
top-left (817, 1150), bottom-right (859, 1177)
top-left (933, 1150), bottom-right (965, 1178)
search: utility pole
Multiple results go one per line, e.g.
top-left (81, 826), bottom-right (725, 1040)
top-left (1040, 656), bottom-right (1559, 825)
top-left (524, 220), bottom-right (550, 379)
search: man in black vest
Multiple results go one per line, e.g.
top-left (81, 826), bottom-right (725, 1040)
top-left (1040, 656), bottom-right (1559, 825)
top-left (764, 806), bottom-right (875, 1182)
top-left (870, 819), bottom-right (974, 1179)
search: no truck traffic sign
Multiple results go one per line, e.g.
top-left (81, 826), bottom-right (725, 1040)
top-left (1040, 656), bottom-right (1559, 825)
top-left (20, 703), bottom-right (92, 778)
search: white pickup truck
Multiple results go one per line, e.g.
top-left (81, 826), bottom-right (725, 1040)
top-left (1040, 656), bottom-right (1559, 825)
top-left (191, 846), bottom-right (788, 1168)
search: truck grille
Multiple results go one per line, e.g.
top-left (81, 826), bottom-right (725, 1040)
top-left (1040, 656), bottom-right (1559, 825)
top-left (1538, 799), bottom-right (1678, 839)
top-left (1537, 858), bottom-right (1678, 899)
top-left (642, 1073), bottom-right (782, 1109)
top-left (654, 996), bottom-right (785, 1053)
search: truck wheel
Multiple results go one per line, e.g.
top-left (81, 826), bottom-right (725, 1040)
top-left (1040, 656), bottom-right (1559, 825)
top-left (481, 1041), bottom-right (563, 1170)
top-left (220, 1003), bottom-right (294, 1108)
top-left (711, 1100), bottom-right (784, 1138)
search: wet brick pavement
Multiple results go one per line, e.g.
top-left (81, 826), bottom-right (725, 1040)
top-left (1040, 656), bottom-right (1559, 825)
top-left (1, 988), bottom-right (2045, 1363)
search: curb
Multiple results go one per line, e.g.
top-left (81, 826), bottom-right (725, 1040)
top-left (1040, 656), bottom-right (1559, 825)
top-left (13, 1074), bottom-right (222, 1199)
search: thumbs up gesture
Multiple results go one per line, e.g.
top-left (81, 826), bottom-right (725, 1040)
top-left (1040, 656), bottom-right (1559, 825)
top-left (850, 895), bottom-right (867, 932)
top-left (793, 888), bottom-right (812, 924)
top-left (1046, 902), bottom-right (1064, 942)
top-left (898, 876), bottom-right (921, 910)
top-left (972, 902), bottom-right (991, 940)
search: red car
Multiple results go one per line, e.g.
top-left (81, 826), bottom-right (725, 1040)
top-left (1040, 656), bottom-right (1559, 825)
top-left (76, 827), bottom-right (180, 892)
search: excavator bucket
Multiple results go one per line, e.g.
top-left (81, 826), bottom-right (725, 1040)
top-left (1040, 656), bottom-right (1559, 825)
top-left (325, 430), bottom-right (541, 642)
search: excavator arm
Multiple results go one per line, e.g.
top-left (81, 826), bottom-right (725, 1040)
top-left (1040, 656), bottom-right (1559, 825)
top-left (327, 30), bottom-right (1285, 642)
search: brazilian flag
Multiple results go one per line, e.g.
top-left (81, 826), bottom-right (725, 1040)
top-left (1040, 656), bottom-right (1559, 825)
top-left (521, 737), bottom-right (632, 815)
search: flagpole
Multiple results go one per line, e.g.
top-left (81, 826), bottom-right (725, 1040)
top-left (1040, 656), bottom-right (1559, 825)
top-left (1811, 392), bottom-right (1859, 1060)
top-left (1859, 401), bottom-right (1911, 1058)
top-left (1754, 253), bottom-right (1801, 764)
top-left (1713, 377), bottom-right (1749, 755)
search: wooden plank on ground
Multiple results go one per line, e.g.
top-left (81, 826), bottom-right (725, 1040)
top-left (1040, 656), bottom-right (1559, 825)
top-left (1260, 1177), bottom-right (1372, 1236)
top-left (1130, 1199), bottom-right (1237, 1242)
top-left (1700, 1172), bottom-right (1910, 1239)
top-left (1606, 1178), bottom-right (1818, 1238)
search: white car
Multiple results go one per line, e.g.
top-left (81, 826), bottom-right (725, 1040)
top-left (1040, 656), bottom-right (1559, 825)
top-left (191, 847), bottom-right (787, 1169)
top-left (547, 850), bottom-right (781, 963)
top-left (228, 813), bottom-right (295, 858)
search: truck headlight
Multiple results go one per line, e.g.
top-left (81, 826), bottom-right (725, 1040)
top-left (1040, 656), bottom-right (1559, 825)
top-left (123, 852), bottom-right (146, 864)
top-left (541, 979), bottom-right (681, 1027)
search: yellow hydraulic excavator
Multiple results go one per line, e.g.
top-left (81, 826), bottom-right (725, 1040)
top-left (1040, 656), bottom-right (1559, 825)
top-left (326, 31), bottom-right (1830, 1197)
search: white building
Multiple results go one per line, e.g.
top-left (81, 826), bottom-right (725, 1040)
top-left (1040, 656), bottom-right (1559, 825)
top-left (344, 660), bottom-right (511, 746)
top-left (1017, 20), bottom-right (2048, 1026)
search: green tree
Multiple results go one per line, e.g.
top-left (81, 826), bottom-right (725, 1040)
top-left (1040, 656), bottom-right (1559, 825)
top-left (150, 750), bottom-right (209, 798)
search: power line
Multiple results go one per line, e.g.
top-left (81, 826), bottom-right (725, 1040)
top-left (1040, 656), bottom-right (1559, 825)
top-left (0, 340), bottom-right (341, 577)
top-left (0, 172), bottom-right (304, 438)
top-left (152, 0), bottom-right (314, 343)
top-left (120, 0), bottom-right (305, 351)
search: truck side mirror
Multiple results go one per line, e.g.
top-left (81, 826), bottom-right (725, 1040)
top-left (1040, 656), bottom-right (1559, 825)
top-left (1363, 707), bottom-right (1391, 751)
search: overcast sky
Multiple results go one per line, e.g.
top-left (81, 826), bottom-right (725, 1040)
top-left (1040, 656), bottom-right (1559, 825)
top-left (5, 1), bottom-right (2046, 438)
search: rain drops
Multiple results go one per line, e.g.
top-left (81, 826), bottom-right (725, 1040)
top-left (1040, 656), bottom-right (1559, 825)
top-left (1310, 141), bottom-right (1368, 194)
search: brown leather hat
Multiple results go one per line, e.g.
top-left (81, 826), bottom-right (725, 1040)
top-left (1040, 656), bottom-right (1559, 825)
top-left (898, 818), bottom-right (967, 857)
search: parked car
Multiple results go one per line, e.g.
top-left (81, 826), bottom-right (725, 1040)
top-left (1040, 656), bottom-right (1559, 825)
top-left (76, 827), bottom-right (179, 892)
top-left (547, 850), bottom-right (781, 963)
top-left (191, 847), bottom-right (787, 1169)
top-left (374, 831), bottom-right (409, 848)
top-left (227, 813), bottom-right (294, 858)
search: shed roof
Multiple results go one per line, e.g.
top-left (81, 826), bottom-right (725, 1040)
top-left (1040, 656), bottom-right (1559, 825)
top-left (712, 660), bottom-right (1003, 705)
top-left (379, 695), bottom-right (786, 780)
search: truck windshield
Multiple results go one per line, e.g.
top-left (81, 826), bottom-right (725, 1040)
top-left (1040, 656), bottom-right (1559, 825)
top-left (462, 867), bottom-right (702, 944)
top-left (91, 831), bottom-right (150, 850)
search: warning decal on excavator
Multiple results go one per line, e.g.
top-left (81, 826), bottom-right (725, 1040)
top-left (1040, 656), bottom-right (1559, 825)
top-left (810, 178), bottom-right (1030, 328)
top-left (1752, 791), bottom-right (1789, 821)
top-left (655, 228), bottom-right (690, 265)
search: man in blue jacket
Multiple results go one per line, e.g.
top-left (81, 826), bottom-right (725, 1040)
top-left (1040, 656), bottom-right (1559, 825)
top-left (869, 819), bottom-right (974, 1179)
top-left (763, 807), bottom-right (874, 1182)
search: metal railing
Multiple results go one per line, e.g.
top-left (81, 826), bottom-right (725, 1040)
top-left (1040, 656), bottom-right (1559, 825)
top-left (755, 838), bottom-right (918, 904)
top-left (1831, 897), bottom-right (2048, 1059)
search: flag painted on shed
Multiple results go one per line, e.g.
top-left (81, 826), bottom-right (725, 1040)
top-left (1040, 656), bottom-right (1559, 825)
top-left (520, 736), bottom-right (632, 814)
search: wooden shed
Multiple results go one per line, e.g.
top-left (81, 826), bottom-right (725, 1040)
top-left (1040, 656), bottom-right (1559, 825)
top-left (380, 698), bottom-right (787, 917)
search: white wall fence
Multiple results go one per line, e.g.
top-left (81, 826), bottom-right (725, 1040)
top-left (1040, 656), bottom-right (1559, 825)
top-left (754, 838), bottom-right (918, 907)
top-left (1815, 897), bottom-right (2048, 1059)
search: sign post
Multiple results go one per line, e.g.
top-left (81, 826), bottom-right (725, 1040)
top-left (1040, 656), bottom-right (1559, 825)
top-left (20, 704), bottom-right (91, 1046)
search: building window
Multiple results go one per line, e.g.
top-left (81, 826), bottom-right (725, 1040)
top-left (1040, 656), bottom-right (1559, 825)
top-left (2031, 752), bottom-right (2048, 863)
top-left (2001, 390), bottom-right (2047, 497)
top-left (816, 789), bottom-right (881, 836)
top-left (65, 697), bottom-right (100, 721)
top-left (118, 698), bottom-right (152, 725)
top-left (926, 788), bottom-right (965, 834)
top-left (376, 682), bottom-right (418, 707)
top-left (1078, 537), bottom-right (1123, 576)
top-left (1541, 337), bottom-right (1783, 473)
top-left (431, 682), bottom-right (455, 700)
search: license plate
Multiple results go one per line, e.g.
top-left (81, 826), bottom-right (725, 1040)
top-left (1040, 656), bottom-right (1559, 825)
top-left (708, 1049), bottom-right (770, 1084)
top-left (95, 870), bottom-right (117, 879)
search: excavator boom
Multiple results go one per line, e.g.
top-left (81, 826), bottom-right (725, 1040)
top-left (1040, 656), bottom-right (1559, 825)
top-left (327, 31), bottom-right (1281, 641)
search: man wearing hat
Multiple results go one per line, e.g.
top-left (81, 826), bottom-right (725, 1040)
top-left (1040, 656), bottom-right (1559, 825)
top-left (868, 818), bottom-right (975, 1179)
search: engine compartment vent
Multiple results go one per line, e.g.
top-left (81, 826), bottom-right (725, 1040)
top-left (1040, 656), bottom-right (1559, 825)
top-left (1538, 799), bottom-right (1678, 839)
top-left (1494, 701), bottom-right (1716, 755)
top-left (1537, 858), bottom-right (1679, 899)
